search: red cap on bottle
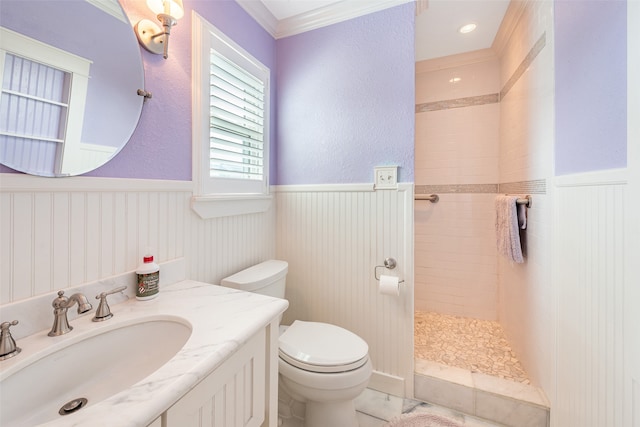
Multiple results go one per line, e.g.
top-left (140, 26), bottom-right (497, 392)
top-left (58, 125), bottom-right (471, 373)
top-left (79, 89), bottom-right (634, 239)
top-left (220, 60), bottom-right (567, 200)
top-left (143, 255), bottom-right (154, 263)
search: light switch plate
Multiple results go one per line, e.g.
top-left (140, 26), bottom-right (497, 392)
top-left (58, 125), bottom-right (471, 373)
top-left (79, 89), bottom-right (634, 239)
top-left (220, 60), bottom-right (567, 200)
top-left (374, 166), bottom-right (398, 190)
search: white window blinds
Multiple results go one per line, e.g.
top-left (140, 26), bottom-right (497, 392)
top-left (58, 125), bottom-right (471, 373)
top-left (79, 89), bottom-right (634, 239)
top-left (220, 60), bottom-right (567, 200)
top-left (209, 49), bottom-right (265, 182)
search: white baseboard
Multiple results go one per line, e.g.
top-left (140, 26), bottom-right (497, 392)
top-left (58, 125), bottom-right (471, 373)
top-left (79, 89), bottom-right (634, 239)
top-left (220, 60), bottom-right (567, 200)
top-left (368, 371), bottom-right (406, 398)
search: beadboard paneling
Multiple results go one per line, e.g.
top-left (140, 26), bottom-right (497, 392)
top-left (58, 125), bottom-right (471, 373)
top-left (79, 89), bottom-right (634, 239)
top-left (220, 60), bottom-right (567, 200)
top-left (0, 175), bottom-right (275, 305)
top-left (1, 189), bottom-right (189, 304)
top-left (554, 170), bottom-right (626, 427)
top-left (164, 329), bottom-right (266, 427)
top-left (275, 184), bottom-right (414, 397)
top-left (186, 206), bottom-right (276, 286)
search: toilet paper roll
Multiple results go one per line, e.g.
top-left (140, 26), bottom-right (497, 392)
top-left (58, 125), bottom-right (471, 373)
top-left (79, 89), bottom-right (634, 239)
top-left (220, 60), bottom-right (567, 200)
top-left (379, 274), bottom-right (400, 296)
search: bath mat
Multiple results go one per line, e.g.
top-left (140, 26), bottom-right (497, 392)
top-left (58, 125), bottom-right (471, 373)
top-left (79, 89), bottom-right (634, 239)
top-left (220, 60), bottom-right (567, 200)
top-left (385, 412), bottom-right (465, 427)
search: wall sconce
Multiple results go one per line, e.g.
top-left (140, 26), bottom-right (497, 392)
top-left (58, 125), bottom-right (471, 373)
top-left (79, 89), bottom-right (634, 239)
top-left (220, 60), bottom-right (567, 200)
top-left (134, 0), bottom-right (184, 59)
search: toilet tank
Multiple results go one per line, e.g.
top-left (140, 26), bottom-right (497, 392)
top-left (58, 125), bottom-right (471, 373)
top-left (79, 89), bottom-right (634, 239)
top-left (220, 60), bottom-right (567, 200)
top-left (220, 260), bottom-right (288, 299)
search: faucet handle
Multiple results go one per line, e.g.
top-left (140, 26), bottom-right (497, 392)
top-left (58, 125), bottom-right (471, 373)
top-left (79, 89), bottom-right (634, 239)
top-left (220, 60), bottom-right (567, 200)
top-left (93, 286), bottom-right (127, 322)
top-left (0, 320), bottom-right (21, 361)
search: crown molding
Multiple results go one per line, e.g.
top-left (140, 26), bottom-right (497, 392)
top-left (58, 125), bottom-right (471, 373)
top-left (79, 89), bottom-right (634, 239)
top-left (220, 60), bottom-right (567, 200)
top-left (235, 0), bottom-right (278, 37)
top-left (237, 0), bottom-right (413, 40)
top-left (275, 0), bottom-right (413, 39)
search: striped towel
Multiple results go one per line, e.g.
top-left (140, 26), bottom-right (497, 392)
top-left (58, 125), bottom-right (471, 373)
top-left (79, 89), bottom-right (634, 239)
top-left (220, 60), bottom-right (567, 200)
top-left (495, 195), bottom-right (524, 263)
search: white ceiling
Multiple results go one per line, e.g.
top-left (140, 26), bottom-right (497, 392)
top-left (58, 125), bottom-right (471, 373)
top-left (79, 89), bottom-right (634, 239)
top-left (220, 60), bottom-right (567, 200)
top-left (415, 0), bottom-right (510, 61)
top-left (253, 0), bottom-right (510, 62)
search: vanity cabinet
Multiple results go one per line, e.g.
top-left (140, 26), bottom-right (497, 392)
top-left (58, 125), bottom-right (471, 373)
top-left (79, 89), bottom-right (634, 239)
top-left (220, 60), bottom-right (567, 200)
top-left (161, 325), bottom-right (274, 427)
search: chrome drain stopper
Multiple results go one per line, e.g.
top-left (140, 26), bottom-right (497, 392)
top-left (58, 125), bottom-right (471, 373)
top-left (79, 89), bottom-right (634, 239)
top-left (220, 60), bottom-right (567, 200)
top-left (59, 397), bottom-right (88, 415)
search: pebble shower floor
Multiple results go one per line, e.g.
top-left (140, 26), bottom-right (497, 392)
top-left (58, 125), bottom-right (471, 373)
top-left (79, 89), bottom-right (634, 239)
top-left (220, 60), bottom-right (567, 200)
top-left (414, 311), bottom-right (530, 384)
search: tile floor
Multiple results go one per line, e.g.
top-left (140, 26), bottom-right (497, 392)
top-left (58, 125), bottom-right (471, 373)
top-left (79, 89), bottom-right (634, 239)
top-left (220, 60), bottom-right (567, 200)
top-left (414, 311), bottom-right (529, 384)
top-left (279, 388), bottom-right (504, 427)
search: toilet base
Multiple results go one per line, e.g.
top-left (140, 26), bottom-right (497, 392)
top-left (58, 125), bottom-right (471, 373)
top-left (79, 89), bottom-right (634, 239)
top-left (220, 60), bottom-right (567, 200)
top-left (304, 400), bottom-right (358, 427)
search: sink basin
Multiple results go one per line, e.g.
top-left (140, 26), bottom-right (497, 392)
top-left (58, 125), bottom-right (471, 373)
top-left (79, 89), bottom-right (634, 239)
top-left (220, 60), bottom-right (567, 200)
top-left (0, 317), bottom-right (192, 426)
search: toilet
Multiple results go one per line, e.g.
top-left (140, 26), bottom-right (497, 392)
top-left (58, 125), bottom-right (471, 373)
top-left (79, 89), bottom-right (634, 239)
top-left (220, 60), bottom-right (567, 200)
top-left (221, 260), bottom-right (372, 427)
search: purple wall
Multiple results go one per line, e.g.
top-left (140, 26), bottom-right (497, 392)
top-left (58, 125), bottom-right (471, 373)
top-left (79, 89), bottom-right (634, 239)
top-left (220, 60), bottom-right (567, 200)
top-left (88, 0), bottom-right (277, 180)
top-left (555, 0), bottom-right (627, 176)
top-left (276, 4), bottom-right (415, 185)
top-left (1, 0), bottom-right (277, 180)
top-left (2, 1), bottom-right (414, 184)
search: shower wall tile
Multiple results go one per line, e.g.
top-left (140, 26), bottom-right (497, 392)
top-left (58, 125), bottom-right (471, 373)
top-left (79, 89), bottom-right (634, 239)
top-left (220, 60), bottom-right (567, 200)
top-left (415, 58), bottom-right (500, 105)
top-left (414, 193), bottom-right (497, 320)
top-left (415, 103), bottom-right (500, 186)
top-left (496, 0), bottom-right (555, 400)
top-left (499, 0), bottom-right (554, 184)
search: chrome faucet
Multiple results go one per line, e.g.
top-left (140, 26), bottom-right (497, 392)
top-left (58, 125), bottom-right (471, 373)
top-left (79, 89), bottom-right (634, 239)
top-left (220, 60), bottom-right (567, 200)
top-left (48, 290), bottom-right (93, 337)
top-left (0, 320), bottom-right (21, 360)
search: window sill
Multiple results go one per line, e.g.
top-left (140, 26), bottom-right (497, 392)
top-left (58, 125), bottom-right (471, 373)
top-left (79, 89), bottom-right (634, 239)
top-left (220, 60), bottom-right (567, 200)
top-left (191, 194), bottom-right (272, 219)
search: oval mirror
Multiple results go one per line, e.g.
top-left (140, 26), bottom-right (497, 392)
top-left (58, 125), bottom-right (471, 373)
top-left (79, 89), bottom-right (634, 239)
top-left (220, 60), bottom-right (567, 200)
top-left (0, 0), bottom-right (144, 177)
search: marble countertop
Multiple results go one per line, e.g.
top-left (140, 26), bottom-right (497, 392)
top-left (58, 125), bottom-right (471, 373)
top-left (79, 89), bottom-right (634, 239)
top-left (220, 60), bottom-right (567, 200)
top-left (0, 280), bottom-right (289, 427)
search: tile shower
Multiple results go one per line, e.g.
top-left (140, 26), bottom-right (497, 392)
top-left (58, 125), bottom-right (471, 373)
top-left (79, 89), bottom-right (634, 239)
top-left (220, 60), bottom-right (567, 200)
top-left (413, 52), bottom-right (550, 424)
top-left (413, 2), bottom-right (553, 425)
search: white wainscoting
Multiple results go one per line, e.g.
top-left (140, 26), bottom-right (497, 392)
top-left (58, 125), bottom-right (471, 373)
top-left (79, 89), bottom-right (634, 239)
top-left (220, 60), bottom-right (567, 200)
top-left (0, 174), bottom-right (275, 305)
top-left (274, 183), bottom-right (414, 397)
top-left (554, 169), bottom-right (627, 427)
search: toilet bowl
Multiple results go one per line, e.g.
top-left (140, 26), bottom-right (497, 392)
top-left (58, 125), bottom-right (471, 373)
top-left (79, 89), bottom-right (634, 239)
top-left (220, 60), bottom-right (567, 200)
top-left (221, 260), bottom-right (372, 427)
top-left (278, 320), bottom-right (372, 427)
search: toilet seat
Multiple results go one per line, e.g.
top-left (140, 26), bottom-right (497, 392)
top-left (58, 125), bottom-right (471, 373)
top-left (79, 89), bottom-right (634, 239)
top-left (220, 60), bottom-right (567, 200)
top-left (279, 320), bottom-right (369, 373)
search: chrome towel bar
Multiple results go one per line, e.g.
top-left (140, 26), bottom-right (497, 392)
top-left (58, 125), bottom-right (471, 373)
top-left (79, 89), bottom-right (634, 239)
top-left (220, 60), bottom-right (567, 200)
top-left (414, 194), bottom-right (439, 203)
top-left (415, 193), bottom-right (531, 207)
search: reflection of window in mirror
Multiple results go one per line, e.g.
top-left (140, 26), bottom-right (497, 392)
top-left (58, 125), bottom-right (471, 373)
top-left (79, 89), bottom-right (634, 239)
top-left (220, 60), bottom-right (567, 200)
top-left (0, 27), bottom-right (94, 176)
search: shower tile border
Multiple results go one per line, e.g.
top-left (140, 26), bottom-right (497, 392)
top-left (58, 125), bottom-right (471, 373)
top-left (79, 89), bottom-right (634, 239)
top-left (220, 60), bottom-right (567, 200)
top-left (415, 32), bottom-right (547, 113)
top-left (500, 33), bottom-right (546, 100)
top-left (498, 179), bottom-right (546, 195)
top-left (416, 180), bottom-right (546, 196)
top-left (415, 94), bottom-right (499, 113)
top-left (415, 184), bottom-right (498, 194)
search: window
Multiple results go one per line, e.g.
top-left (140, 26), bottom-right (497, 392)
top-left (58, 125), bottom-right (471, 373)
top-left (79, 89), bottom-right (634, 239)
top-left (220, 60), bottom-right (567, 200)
top-left (0, 27), bottom-right (91, 176)
top-left (192, 13), bottom-right (271, 218)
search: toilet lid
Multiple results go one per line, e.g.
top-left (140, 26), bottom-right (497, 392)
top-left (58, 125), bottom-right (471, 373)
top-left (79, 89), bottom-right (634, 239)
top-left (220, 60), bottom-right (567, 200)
top-left (279, 321), bottom-right (369, 373)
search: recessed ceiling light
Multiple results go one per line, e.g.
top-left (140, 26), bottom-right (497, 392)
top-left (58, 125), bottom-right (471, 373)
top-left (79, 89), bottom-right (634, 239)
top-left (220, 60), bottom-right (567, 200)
top-left (449, 77), bottom-right (462, 83)
top-left (458, 23), bottom-right (477, 34)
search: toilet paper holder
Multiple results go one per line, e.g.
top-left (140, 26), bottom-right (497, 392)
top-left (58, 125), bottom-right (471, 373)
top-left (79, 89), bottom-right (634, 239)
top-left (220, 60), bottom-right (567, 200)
top-left (374, 257), bottom-right (405, 283)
